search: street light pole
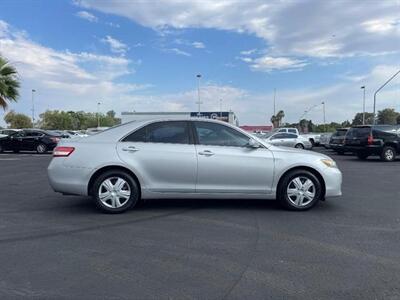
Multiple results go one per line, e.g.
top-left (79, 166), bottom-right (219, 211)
top-left (360, 86), bottom-right (366, 125)
top-left (322, 101), bottom-right (326, 132)
top-left (196, 74), bottom-right (202, 117)
top-left (31, 89), bottom-right (36, 128)
top-left (373, 69), bottom-right (400, 124)
top-left (97, 102), bottom-right (101, 128)
top-left (219, 99), bottom-right (222, 118)
top-left (273, 88), bottom-right (276, 116)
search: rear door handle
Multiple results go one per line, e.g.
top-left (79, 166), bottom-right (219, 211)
top-left (198, 150), bottom-right (214, 156)
top-left (122, 146), bottom-right (139, 152)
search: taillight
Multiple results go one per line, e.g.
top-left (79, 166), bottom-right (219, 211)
top-left (51, 137), bottom-right (60, 143)
top-left (53, 146), bottom-right (75, 157)
top-left (367, 134), bottom-right (373, 145)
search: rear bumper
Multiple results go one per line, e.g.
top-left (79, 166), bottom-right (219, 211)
top-left (47, 158), bottom-right (91, 196)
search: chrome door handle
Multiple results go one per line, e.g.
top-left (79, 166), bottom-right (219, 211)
top-left (122, 146), bottom-right (139, 152)
top-left (198, 150), bottom-right (214, 156)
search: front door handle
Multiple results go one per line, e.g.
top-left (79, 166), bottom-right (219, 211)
top-left (198, 150), bottom-right (214, 156)
top-left (122, 146), bottom-right (139, 152)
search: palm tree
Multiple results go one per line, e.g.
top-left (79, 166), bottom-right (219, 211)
top-left (0, 56), bottom-right (20, 109)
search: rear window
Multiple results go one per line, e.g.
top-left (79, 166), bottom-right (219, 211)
top-left (346, 127), bottom-right (371, 138)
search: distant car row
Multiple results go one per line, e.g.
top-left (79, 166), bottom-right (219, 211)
top-left (327, 125), bottom-right (400, 162)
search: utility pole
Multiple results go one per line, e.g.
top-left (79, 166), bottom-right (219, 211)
top-left (97, 102), bottom-right (101, 128)
top-left (360, 86), bottom-right (366, 125)
top-left (273, 88), bottom-right (276, 116)
top-left (196, 74), bottom-right (202, 117)
top-left (373, 69), bottom-right (400, 124)
top-left (31, 89), bottom-right (36, 128)
top-left (219, 99), bottom-right (222, 118)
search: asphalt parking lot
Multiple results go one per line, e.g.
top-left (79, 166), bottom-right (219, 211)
top-left (0, 149), bottom-right (399, 299)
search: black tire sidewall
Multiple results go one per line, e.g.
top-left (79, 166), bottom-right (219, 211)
top-left (295, 144), bottom-right (304, 149)
top-left (381, 146), bottom-right (396, 162)
top-left (278, 170), bottom-right (322, 211)
top-left (93, 170), bottom-right (139, 213)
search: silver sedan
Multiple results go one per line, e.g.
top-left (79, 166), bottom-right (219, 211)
top-left (48, 119), bottom-right (342, 213)
top-left (263, 133), bottom-right (313, 149)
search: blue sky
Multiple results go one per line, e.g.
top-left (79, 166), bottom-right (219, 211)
top-left (0, 0), bottom-right (399, 126)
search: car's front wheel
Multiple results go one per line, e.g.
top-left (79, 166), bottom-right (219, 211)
top-left (92, 170), bottom-right (140, 213)
top-left (277, 170), bottom-right (323, 211)
top-left (295, 143), bottom-right (304, 149)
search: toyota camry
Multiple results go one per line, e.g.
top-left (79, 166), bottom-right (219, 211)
top-left (48, 119), bottom-right (342, 213)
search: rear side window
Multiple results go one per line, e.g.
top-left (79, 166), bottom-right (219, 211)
top-left (288, 129), bottom-right (297, 134)
top-left (346, 127), bottom-right (371, 138)
top-left (123, 121), bottom-right (190, 144)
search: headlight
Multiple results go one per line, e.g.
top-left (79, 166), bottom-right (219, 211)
top-left (321, 159), bottom-right (337, 168)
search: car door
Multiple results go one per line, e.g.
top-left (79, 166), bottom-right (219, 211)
top-left (193, 121), bottom-right (274, 194)
top-left (283, 133), bottom-right (298, 147)
top-left (11, 130), bottom-right (26, 150)
top-left (23, 130), bottom-right (43, 150)
top-left (268, 133), bottom-right (286, 146)
top-left (116, 121), bottom-right (197, 193)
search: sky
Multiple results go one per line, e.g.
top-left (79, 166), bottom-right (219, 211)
top-left (0, 0), bottom-right (399, 126)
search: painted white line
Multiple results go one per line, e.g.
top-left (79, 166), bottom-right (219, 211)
top-left (0, 158), bottom-right (20, 161)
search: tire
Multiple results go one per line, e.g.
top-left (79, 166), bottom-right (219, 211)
top-left (36, 143), bottom-right (47, 154)
top-left (295, 143), bottom-right (304, 149)
top-left (356, 151), bottom-right (369, 160)
top-left (92, 170), bottom-right (140, 213)
top-left (380, 146), bottom-right (396, 162)
top-left (277, 169), bottom-right (323, 211)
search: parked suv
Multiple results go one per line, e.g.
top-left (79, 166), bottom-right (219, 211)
top-left (344, 125), bottom-right (400, 162)
top-left (0, 129), bottom-right (61, 154)
top-left (329, 128), bottom-right (349, 154)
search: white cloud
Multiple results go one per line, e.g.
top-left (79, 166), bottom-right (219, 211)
top-left (249, 56), bottom-right (307, 71)
top-left (192, 41), bottom-right (205, 49)
top-left (75, 11), bottom-right (98, 23)
top-left (75, 0), bottom-right (400, 59)
top-left (240, 49), bottom-right (257, 55)
top-left (101, 35), bottom-right (129, 55)
top-left (164, 48), bottom-right (191, 57)
top-left (0, 20), bottom-right (149, 125)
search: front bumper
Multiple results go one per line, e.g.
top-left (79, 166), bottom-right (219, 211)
top-left (323, 166), bottom-right (342, 197)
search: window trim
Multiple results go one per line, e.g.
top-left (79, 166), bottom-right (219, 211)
top-left (121, 120), bottom-right (194, 145)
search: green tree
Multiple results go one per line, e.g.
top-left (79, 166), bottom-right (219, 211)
top-left (377, 108), bottom-right (398, 125)
top-left (271, 110), bottom-right (285, 128)
top-left (352, 112), bottom-right (374, 125)
top-left (0, 56), bottom-right (20, 109)
top-left (4, 110), bottom-right (32, 128)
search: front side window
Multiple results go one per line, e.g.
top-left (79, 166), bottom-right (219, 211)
top-left (123, 121), bottom-right (190, 144)
top-left (194, 122), bottom-right (249, 147)
top-left (285, 134), bottom-right (297, 139)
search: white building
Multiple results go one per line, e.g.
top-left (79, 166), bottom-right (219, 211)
top-left (121, 111), bottom-right (239, 125)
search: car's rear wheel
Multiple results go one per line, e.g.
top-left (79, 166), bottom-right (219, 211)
top-left (92, 170), bottom-right (140, 213)
top-left (381, 146), bottom-right (396, 162)
top-left (36, 143), bottom-right (47, 154)
top-left (277, 170), bottom-right (322, 211)
top-left (356, 151), bottom-right (369, 160)
top-left (295, 143), bottom-right (304, 149)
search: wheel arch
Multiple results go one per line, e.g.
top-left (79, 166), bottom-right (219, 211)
top-left (277, 166), bottom-right (326, 198)
top-left (87, 165), bottom-right (142, 197)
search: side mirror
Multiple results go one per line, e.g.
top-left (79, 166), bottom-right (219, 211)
top-left (247, 138), bottom-right (261, 148)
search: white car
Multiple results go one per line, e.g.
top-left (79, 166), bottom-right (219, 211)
top-left (48, 119), bottom-right (342, 213)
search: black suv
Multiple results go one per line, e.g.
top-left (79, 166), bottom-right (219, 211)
top-left (0, 129), bottom-right (61, 154)
top-left (344, 125), bottom-right (400, 162)
top-left (329, 128), bottom-right (349, 155)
